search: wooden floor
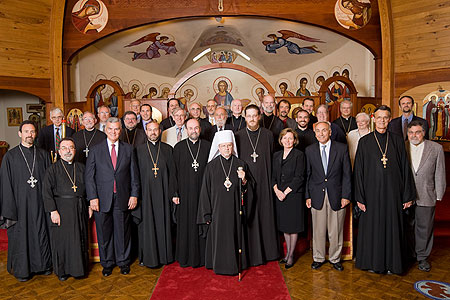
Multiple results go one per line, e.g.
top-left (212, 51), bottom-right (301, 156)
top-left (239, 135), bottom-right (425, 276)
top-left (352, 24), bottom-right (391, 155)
top-left (0, 237), bottom-right (449, 300)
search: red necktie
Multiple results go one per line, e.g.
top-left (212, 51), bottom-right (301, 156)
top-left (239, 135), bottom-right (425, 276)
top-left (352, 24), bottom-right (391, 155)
top-left (111, 144), bottom-right (117, 192)
top-left (55, 127), bottom-right (61, 151)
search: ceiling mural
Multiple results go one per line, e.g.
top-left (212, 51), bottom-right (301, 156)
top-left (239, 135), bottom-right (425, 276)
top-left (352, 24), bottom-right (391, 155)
top-left (262, 30), bottom-right (324, 55)
top-left (125, 32), bottom-right (177, 61)
top-left (334, 0), bottom-right (372, 30)
top-left (91, 17), bottom-right (360, 77)
top-left (71, 0), bottom-right (109, 34)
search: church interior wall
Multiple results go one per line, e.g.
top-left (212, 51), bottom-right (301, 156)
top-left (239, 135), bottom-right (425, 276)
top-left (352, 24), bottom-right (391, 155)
top-left (71, 38), bottom-right (374, 108)
top-left (0, 90), bottom-right (41, 148)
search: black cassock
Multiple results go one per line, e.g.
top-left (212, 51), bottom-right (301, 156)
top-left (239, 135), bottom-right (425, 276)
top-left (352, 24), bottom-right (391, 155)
top-left (135, 140), bottom-right (176, 267)
top-left (72, 128), bottom-right (106, 164)
top-left (0, 145), bottom-right (52, 279)
top-left (120, 127), bottom-right (146, 147)
top-left (197, 155), bottom-right (251, 275)
top-left (354, 131), bottom-right (416, 274)
top-left (235, 127), bottom-right (279, 265)
top-left (42, 160), bottom-right (88, 277)
top-left (173, 138), bottom-right (211, 268)
top-left (260, 114), bottom-right (284, 151)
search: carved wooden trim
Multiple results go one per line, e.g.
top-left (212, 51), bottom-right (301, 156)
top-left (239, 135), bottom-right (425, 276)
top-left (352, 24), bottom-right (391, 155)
top-left (86, 79), bottom-right (125, 115)
top-left (0, 76), bottom-right (51, 102)
top-left (169, 63), bottom-right (275, 99)
top-left (318, 76), bottom-right (358, 115)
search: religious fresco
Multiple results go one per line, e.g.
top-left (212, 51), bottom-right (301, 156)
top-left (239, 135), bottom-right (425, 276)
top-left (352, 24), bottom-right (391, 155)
top-left (296, 77), bottom-right (312, 97)
top-left (199, 31), bottom-right (243, 47)
top-left (7, 107), bottom-right (22, 126)
top-left (125, 33), bottom-right (177, 61)
top-left (335, 0), bottom-right (372, 30)
top-left (178, 84), bottom-right (198, 109)
top-left (71, 0), bottom-right (108, 34)
top-left (423, 89), bottom-right (450, 140)
top-left (142, 84), bottom-right (159, 99)
top-left (275, 79), bottom-right (295, 97)
top-left (124, 80), bottom-right (143, 99)
top-left (66, 108), bottom-right (83, 131)
top-left (213, 77), bottom-right (234, 108)
top-left (209, 51), bottom-right (237, 63)
top-left (262, 30), bottom-right (324, 55)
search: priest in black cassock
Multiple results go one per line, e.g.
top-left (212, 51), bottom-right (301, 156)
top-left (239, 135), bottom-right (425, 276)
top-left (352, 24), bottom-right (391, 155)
top-left (260, 95), bottom-right (284, 149)
top-left (226, 99), bottom-right (246, 132)
top-left (173, 118), bottom-right (211, 267)
top-left (302, 98), bottom-right (318, 130)
top-left (42, 138), bottom-right (89, 281)
top-left (160, 98), bottom-right (180, 131)
top-left (72, 111), bottom-right (106, 164)
top-left (294, 109), bottom-right (317, 152)
top-left (332, 100), bottom-right (357, 136)
top-left (135, 121), bottom-right (177, 267)
top-left (354, 105), bottom-right (416, 274)
top-left (0, 121), bottom-right (52, 281)
top-left (235, 104), bottom-right (279, 266)
top-left (197, 130), bottom-right (250, 275)
top-left (119, 111), bottom-right (146, 146)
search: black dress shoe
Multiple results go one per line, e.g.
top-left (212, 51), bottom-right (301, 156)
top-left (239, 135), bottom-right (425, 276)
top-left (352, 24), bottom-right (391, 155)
top-left (331, 262), bottom-right (344, 271)
top-left (139, 261), bottom-right (145, 266)
top-left (285, 263), bottom-right (294, 269)
top-left (120, 265), bottom-right (130, 275)
top-left (311, 261), bottom-right (325, 269)
top-left (58, 275), bottom-right (69, 281)
top-left (43, 269), bottom-right (52, 276)
top-left (279, 258), bottom-right (287, 264)
top-left (102, 267), bottom-right (113, 277)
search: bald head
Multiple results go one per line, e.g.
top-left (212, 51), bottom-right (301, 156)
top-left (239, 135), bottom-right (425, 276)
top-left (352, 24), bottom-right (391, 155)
top-left (231, 99), bottom-right (243, 116)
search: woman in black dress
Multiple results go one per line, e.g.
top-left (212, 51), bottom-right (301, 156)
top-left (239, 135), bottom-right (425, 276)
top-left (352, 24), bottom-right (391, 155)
top-left (272, 128), bottom-right (305, 268)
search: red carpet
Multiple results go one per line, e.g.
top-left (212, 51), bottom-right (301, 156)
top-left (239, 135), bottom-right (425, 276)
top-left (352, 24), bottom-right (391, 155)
top-left (0, 229), bottom-right (7, 251)
top-left (150, 262), bottom-right (291, 300)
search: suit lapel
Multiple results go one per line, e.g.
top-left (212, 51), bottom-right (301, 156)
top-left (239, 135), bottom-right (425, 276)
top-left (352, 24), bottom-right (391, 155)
top-left (313, 143), bottom-right (327, 177)
top-left (416, 140), bottom-right (430, 173)
top-left (327, 142), bottom-right (337, 175)
top-left (115, 141), bottom-right (125, 170)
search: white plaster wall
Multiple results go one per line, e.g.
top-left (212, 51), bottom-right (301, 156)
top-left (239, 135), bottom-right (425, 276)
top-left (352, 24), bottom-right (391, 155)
top-left (0, 90), bottom-right (41, 148)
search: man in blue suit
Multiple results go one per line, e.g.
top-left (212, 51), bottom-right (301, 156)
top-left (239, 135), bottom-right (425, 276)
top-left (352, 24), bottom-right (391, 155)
top-left (388, 95), bottom-right (429, 140)
top-left (85, 117), bottom-right (139, 276)
top-left (305, 121), bottom-right (351, 271)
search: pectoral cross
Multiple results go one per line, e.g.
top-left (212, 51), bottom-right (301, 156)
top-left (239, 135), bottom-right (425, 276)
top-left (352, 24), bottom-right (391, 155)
top-left (27, 176), bottom-right (37, 188)
top-left (152, 163), bottom-right (159, 178)
top-left (250, 151), bottom-right (259, 163)
top-left (83, 147), bottom-right (89, 158)
top-left (381, 154), bottom-right (388, 168)
top-left (71, 184), bottom-right (78, 192)
top-left (192, 160), bottom-right (199, 172)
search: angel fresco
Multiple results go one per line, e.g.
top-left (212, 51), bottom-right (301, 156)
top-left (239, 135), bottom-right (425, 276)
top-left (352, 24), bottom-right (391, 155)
top-left (125, 33), bottom-right (177, 61)
top-left (263, 30), bottom-right (324, 55)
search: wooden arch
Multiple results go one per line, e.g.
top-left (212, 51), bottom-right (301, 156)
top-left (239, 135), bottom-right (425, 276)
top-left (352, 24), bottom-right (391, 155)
top-left (86, 79), bottom-right (125, 116)
top-left (318, 75), bottom-right (358, 115)
top-left (169, 63), bottom-right (276, 100)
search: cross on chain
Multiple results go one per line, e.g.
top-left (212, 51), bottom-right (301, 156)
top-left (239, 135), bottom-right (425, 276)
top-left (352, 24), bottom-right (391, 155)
top-left (71, 184), bottom-right (78, 192)
top-left (192, 160), bottom-right (199, 172)
top-left (83, 147), bottom-right (89, 158)
top-left (27, 176), bottom-right (37, 188)
top-left (250, 151), bottom-right (259, 163)
top-left (152, 163), bottom-right (159, 177)
top-left (381, 154), bottom-right (388, 168)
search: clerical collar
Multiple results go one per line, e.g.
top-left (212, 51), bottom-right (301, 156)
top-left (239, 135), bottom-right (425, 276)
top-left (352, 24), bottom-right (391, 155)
top-left (85, 127), bottom-right (95, 132)
top-left (247, 126), bottom-right (260, 132)
top-left (189, 138), bottom-right (198, 144)
top-left (126, 127), bottom-right (136, 132)
top-left (342, 116), bottom-right (350, 121)
top-left (375, 129), bottom-right (387, 136)
top-left (20, 143), bottom-right (34, 149)
top-left (297, 125), bottom-right (307, 131)
top-left (233, 115), bottom-right (241, 119)
top-left (221, 155), bottom-right (232, 160)
top-left (148, 139), bottom-right (158, 145)
top-left (62, 160), bottom-right (73, 165)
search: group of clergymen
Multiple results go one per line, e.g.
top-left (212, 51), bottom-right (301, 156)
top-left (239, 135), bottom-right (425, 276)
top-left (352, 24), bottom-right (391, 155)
top-left (0, 94), bottom-right (446, 282)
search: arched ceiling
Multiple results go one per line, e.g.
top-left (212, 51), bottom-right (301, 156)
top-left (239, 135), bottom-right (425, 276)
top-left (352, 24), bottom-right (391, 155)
top-left (91, 17), bottom-right (366, 77)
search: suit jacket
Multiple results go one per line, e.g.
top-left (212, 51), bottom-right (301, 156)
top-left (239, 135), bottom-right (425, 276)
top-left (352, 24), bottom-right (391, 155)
top-left (388, 115), bottom-right (429, 140)
top-left (406, 140), bottom-right (446, 206)
top-left (85, 140), bottom-right (140, 212)
top-left (37, 124), bottom-right (75, 153)
top-left (271, 148), bottom-right (305, 193)
top-left (161, 125), bottom-right (188, 147)
top-left (305, 141), bottom-right (352, 211)
top-left (203, 124), bottom-right (233, 142)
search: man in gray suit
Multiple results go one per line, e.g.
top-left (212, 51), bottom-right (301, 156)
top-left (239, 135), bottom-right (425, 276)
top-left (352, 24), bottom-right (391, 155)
top-left (406, 120), bottom-right (446, 272)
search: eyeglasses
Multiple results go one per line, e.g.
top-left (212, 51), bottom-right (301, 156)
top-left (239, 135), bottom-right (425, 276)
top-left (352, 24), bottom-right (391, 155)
top-left (60, 146), bottom-right (75, 151)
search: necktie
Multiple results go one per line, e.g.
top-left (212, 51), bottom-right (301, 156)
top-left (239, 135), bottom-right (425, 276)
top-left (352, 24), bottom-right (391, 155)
top-left (403, 119), bottom-right (408, 140)
top-left (111, 144), bottom-right (117, 193)
top-left (101, 124), bottom-right (105, 132)
top-left (177, 127), bottom-right (182, 142)
top-left (55, 127), bottom-right (61, 151)
top-left (321, 145), bottom-right (328, 174)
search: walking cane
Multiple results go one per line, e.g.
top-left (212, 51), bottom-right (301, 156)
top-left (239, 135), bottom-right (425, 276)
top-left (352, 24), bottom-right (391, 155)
top-left (237, 166), bottom-right (244, 282)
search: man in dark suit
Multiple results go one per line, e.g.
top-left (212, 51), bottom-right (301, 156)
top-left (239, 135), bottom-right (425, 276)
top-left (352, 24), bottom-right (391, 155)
top-left (305, 121), bottom-right (351, 271)
top-left (388, 95), bottom-right (429, 140)
top-left (203, 107), bottom-right (232, 142)
top-left (85, 117), bottom-right (140, 276)
top-left (37, 107), bottom-right (74, 155)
